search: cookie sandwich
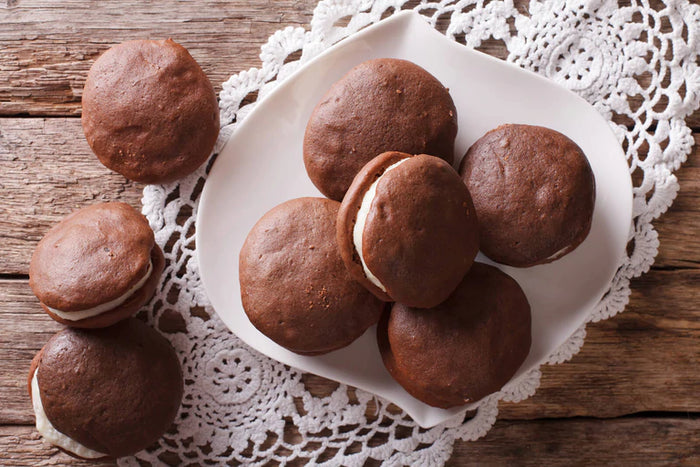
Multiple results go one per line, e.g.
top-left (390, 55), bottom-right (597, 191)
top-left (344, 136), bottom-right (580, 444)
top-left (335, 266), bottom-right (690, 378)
top-left (82, 39), bottom-right (220, 183)
top-left (460, 124), bottom-right (596, 267)
top-left (28, 319), bottom-right (183, 459)
top-left (29, 202), bottom-right (164, 328)
top-left (378, 263), bottom-right (532, 408)
top-left (304, 58), bottom-right (458, 200)
top-left (239, 197), bottom-right (385, 355)
top-left (337, 151), bottom-right (479, 308)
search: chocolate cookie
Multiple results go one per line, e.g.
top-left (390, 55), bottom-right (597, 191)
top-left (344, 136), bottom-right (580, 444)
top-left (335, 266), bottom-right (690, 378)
top-left (337, 152), bottom-right (479, 308)
top-left (29, 202), bottom-right (164, 328)
top-left (378, 263), bottom-right (531, 408)
top-left (239, 197), bottom-right (385, 355)
top-left (459, 124), bottom-right (596, 267)
top-left (82, 39), bottom-right (219, 183)
top-left (27, 319), bottom-right (183, 460)
top-left (303, 58), bottom-right (458, 200)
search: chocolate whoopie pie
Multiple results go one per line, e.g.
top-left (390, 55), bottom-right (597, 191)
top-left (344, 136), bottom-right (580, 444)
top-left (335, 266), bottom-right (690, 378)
top-left (378, 263), bottom-right (531, 408)
top-left (239, 197), bottom-right (385, 355)
top-left (337, 151), bottom-right (479, 308)
top-left (303, 58), bottom-right (458, 200)
top-left (82, 39), bottom-right (220, 184)
top-left (29, 202), bottom-right (164, 328)
top-left (28, 319), bottom-right (183, 460)
top-left (460, 124), bottom-right (596, 267)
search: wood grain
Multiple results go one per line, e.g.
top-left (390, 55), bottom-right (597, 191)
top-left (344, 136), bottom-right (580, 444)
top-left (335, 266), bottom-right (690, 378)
top-left (2, 418), bottom-right (698, 467)
top-left (300, 265), bottom-right (700, 421)
top-left (2, 0), bottom-right (697, 128)
top-left (1, 119), bottom-right (697, 275)
top-left (499, 268), bottom-right (700, 419)
top-left (1, 1), bottom-right (698, 465)
top-left (0, 0), bottom-right (316, 117)
top-left (446, 417), bottom-right (700, 466)
top-left (0, 427), bottom-right (114, 467)
top-left (0, 118), bottom-right (142, 275)
top-left (2, 266), bottom-right (698, 425)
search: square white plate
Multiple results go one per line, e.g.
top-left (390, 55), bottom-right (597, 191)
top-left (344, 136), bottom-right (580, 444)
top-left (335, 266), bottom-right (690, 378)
top-left (197, 11), bottom-right (632, 428)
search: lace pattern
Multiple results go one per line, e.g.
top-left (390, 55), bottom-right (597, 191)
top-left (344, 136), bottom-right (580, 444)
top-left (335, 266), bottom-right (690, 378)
top-left (125, 1), bottom-right (700, 465)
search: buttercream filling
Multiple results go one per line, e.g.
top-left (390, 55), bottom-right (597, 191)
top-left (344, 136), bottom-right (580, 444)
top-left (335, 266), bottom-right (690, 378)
top-left (31, 370), bottom-right (107, 459)
top-left (353, 158), bottom-right (410, 292)
top-left (46, 260), bottom-right (153, 321)
top-left (545, 245), bottom-right (571, 261)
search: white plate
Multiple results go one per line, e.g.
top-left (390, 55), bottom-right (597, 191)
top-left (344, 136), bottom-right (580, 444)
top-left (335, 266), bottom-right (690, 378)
top-left (197, 11), bottom-right (632, 428)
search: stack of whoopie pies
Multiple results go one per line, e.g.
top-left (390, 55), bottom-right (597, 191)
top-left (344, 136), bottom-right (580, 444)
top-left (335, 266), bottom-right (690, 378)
top-left (240, 58), bottom-right (595, 409)
top-left (27, 39), bottom-right (220, 459)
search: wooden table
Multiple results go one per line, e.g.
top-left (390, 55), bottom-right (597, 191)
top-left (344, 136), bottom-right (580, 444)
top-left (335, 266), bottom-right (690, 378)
top-left (1, 1), bottom-right (698, 465)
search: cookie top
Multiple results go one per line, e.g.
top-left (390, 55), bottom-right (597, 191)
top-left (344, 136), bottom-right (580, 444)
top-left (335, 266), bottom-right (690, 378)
top-left (459, 124), bottom-right (596, 267)
top-left (303, 58), bottom-right (458, 200)
top-left (82, 39), bottom-right (219, 184)
top-left (29, 319), bottom-right (183, 459)
top-left (239, 197), bottom-right (385, 355)
top-left (29, 202), bottom-right (155, 312)
top-left (337, 152), bottom-right (479, 308)
top-left (40, 245), bottom-right (165, 329)
top-left (378, 263), bottom-right (531, 408)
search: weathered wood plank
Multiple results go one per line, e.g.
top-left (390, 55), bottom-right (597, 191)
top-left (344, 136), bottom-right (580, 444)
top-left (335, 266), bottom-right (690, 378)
top-left (0, 0), bottom-right (317, 117)
top-left (0, 118), bottom-right (143, 275)
top-left (308, 266), bottom-right (700, 421)
top-left (0, 279), bottom-right (63, 425)
top-left (499, 267), bottom-right (700, 419)
top-left (0, 426), bottom-right (114, 466)
top-left (3, 266), bottom-right (698, 425)
top-left (1, 417), bottom-right (698, 466)
top-left (0, 118), bottom-right (697, 275)
top-left (2, 1), bottom-right (698, 465)
top-left (447, 417), bottom-right (700, 466)
top-left (3, 0), bottom-right (698, 129)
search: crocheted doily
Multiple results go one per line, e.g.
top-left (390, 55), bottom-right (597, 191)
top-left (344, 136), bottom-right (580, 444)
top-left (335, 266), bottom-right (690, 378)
top-left (128, 1), bottom-right (699, 465)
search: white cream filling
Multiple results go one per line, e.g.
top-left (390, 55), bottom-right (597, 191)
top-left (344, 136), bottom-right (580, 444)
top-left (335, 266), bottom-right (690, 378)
top-left (353, 158), bottom-right (410, 292)
top-left (46, 260), bottom-right (153, 321)
top-left (31, 370), bottom-right (107, 459)
top-left (546, 245), bottom-right (571, 261)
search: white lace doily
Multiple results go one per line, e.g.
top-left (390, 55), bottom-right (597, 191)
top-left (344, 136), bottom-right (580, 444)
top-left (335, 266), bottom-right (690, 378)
top-left (127, 1), bottom-right (699, 465)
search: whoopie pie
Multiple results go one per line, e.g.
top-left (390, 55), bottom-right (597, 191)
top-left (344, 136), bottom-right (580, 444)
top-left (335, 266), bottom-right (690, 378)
top-left (239, 197), bottom-right (385, 355)
top-left (82, 39), bottom-right (220, 184)
top-left (460, 124), bottom-right (596, 267)
top-left (28, 319), bottom-right (183, 460)
top-left (303, 58), bottom-right (458, 200)
top-left (378, 263), bottom-right (532, 408)
top-left (29, 202), bottom-right (164, 328)
top-left (337, 151), bottom-right (479, 308)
